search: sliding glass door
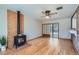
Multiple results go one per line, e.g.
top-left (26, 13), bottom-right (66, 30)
top-left (42, 23), bottom-right (59, 38)
top-left (51, 23), bottom-right (59, 38)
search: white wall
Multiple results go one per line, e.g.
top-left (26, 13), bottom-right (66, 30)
top-left (42, 18), bottom-right (71, 39)
top-left (24, 13), bottom-right (42, 40)
top-left (0, 7), bottom-right (7, 37)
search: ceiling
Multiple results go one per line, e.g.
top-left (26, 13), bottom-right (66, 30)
top-left (1, 4), bottom-right (79, 20)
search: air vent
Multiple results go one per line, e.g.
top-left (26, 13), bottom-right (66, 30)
top-left (56, 6), bottom-right (63, 10)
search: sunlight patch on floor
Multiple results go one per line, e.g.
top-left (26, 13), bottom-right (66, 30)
top-left (49, 37), bottom-right (59, 48)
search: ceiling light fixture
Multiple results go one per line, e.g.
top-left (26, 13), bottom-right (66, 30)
top-left (45, 16), bottom-right (50, 19)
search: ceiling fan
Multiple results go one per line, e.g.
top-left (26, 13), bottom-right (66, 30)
top-left (41, 10), bottom-right (57, 18)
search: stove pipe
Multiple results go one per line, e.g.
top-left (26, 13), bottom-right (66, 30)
top-left (17, 11), bottom-right (20, 34)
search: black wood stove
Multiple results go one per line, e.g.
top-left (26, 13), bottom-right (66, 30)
top-left (14, 34), bottom-right (26, 48)
top-left (14, 11), bottom-right (26, 49)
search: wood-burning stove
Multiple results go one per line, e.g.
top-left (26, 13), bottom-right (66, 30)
top-left (14, 11), bottom-right (26, 49)
top-left (14, 34), bottom-right (26, 48)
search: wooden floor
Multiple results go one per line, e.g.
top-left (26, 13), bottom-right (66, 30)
top-left (0, 37), bottom-right (78, 55)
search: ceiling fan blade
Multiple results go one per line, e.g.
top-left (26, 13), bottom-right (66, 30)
top-left (41, 11), bottom-right (45, 14)
top-left (50, 12), bottom-right (57, 15)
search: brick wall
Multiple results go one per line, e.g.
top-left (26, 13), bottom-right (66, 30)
top-left (7, 10), bottom-right (24, 49)
top-left (20, 14), bottom-right (24, 33)
top-left (7, 10), bottom-right (17, 49)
